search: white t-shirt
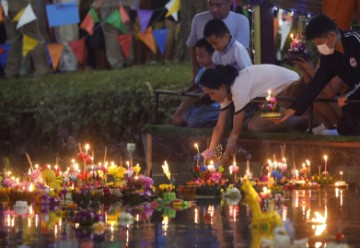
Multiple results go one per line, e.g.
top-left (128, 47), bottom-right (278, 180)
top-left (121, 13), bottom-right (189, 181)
top-left (186, 11), bottom-right (250, 49)
top-left (212, 39), bottom-right (252, 71)
top-left (220, 64), bottom-right (300, 113)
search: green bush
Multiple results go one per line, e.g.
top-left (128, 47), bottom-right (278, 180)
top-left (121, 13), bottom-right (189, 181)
top-left (0, 63), bottom-right (192, 153)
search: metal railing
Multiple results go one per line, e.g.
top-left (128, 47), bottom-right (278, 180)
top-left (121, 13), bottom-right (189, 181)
top-left (154, 89), bottom-right (360, 133)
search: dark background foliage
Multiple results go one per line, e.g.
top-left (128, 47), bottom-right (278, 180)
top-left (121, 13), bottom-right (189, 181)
top-left (0, 64), bottom-right (192, 165)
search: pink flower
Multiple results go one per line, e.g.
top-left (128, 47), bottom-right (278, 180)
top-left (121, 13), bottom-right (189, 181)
top-left (270, 97), bottom-right (277, 104)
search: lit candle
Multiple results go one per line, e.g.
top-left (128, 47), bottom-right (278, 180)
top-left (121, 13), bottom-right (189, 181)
top-left (126, 161), bottom-right (130, 170)
top-left (162, 160), bottom-right (171, 180)
top-left (323, 155), bottom-right (328, 175)
top-left (266, 90), bottom-right (272, 101)
top-left (194, 143), bottom-right (200, 166)
top-left (85, 144), bottom-right (90, 154)
top-left (208, 160), bottom-right (216, 173)
top-left (290, 33), bottom-right (294, 41)
top-left (246, 160), bottom-right (251, 178)
top-left (260, 186), bottom-right (271, 198)
top-left (340, 171), bottom-right (343, 181)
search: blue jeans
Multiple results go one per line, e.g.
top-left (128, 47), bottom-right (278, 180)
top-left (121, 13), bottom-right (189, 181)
top-left (182, 104), bottom-right (220, 128)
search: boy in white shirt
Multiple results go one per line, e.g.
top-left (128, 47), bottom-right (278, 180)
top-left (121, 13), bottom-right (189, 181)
top-left (203, 19), bottom-right (252, 71)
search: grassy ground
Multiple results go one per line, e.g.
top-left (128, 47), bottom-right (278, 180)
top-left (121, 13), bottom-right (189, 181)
top-left (0, 63), bottom-right (192, 163)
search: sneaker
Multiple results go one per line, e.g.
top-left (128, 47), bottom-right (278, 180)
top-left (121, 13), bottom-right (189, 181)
top-left (321, 128), bottom-right (339, 136)
top-left (311, 123), bottom-right (326, 135)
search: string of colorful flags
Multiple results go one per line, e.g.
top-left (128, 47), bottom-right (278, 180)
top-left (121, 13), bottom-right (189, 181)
top-left (0, 0), bottom-right (181, 71)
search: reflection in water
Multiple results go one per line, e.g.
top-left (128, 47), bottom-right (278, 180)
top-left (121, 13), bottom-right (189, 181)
top-left (0, 188), bottom-right (359, 247)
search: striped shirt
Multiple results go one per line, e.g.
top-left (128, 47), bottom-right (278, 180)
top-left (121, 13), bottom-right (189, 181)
top-left (186, 11), bottom-right (250, 49)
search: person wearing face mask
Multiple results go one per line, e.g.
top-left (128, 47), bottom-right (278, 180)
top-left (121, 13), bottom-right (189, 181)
top-left (280, 14), bottom-right (360, 136)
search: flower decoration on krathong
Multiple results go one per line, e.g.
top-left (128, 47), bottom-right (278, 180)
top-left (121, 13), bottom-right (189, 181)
top-left (289, 33), bottom-right (307, 54)
top-left (92, 221), bottom-right (106, 235)
top-left (77, 152), bottom-right (92, 164)
top-left (123, 175), bottom-right (154, 197)
top-left (158, 184), bottom-right (175, 193)
top-left (107, 163), bottom-right (127, 180)
top-left (41, 168), bottom-right (63, 191)
top-left (190, 144), bottom-right (227, 188)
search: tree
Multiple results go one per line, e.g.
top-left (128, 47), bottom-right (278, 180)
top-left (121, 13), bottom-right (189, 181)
top-left (175, 0), bottom-right (208, 62)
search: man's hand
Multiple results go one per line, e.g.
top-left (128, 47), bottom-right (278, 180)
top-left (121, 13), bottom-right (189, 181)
top-left (277, 108), bottom-right (296, 124)
top-left (337, 95), bottom-right (348, 108)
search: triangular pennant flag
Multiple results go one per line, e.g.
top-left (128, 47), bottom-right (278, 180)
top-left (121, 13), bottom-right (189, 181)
top-left (68, 38), bottom-right (87, 65)
top-left (47, 43), bottom-right (64, 71)
top-left (137, 9), bottom-right (153, 33)
top-left (106, 9), bottom-right (127, 33)
top-left (0, 5), bottom-right (3, 23)
top-left (17, 4), bottom-right (36, 29)
top-left (13, 7), bottom-right (25, 22)
top-left (80, 12), bottom-right (94, 35)
top-left (165, 0), bottom-right (180, 21)
top-left (0, 43), bottom-right (10, 68)
top-left (153, 29), bottom-right (168, 55)
top-left (119, 5), bottom-right (130, 23)
top-left (1, 0), bottom-right (8, 17)
top-left (117, 34), bottom-right (132, 59)
top-left (137, 27), bottom-right (156, 54)
top-left (89, 8), bottom-right (100, 23)
top-left (80, 8), bottom-right (99, 35)
top-left (22, 34), bottom-right (38, 57)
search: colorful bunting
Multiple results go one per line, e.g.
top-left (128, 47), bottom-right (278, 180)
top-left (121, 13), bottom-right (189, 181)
top-left (80, 8), bottom-right (100, 35)
top-left (1, 0), bottom-right (8, 17)
top-left (106, 9), bottom-right (127, 33)
top-left (46, 2), bottom-right (80, 27)
top-left (68, 38), bottom-right (87, 65)
top-left (137, 9), bottom-right (153, 33)
top-left (137, 27), bottom-right (156, 54)
top-left (47, 43), bottom-right (64, 71)
top-left (23, 34), bottom-right (38, 57)
top-left (13, 7), bottom-right (25, 22)
top-left (17, 4), bottom-right (36, 29)
top-left (117, 34), bottom-right (132, 59)
top-left (0, 43), bottom-right (10, 68)
top-left (119, 5), bottom-right (130, 23)
top-left (153, 29), bottom-right (168, 55)
top-left (165, 0), bottom-right (181, 21)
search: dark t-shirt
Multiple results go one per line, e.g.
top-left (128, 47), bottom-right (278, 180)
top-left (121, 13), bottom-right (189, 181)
top-left (291, 30), bottom-right (360, 115)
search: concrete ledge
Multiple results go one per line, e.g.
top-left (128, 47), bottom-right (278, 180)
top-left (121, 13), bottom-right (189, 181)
top-left (142, 125), bottom-right (360, 184)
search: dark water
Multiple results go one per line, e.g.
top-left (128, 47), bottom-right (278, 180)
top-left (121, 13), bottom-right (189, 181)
top-left (0, 188), bottom-right (360, 248)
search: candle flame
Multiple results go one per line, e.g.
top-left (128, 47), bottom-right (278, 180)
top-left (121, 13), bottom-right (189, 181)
top-left (162, 160), bottom-right (171, 180)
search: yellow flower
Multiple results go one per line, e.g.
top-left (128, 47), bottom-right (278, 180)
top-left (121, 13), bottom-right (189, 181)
top-left (133, 164), bottom-right (141, 176)
top-left (115, 167), bottom-right (127, 178)
top-left (92, 221), bottom-right (106, 235)
top-left (97, 170), bottom-right (104, 177)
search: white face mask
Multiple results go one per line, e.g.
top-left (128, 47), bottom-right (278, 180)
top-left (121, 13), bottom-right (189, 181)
top-left (317, 36), bottom-right (335, 55)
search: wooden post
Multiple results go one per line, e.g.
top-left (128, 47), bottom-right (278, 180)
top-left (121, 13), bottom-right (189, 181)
top-left (253, 5), bottom-right (261, 64)
top-left (144, 133), bottom-right (153, 176)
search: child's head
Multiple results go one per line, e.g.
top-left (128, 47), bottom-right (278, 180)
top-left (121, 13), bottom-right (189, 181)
top-left (195, 38), bottom-right (214, 68)
top-left (305, 14), bottom-right (340, 55)
top-left (203, 19), bottom-right (230, 52)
